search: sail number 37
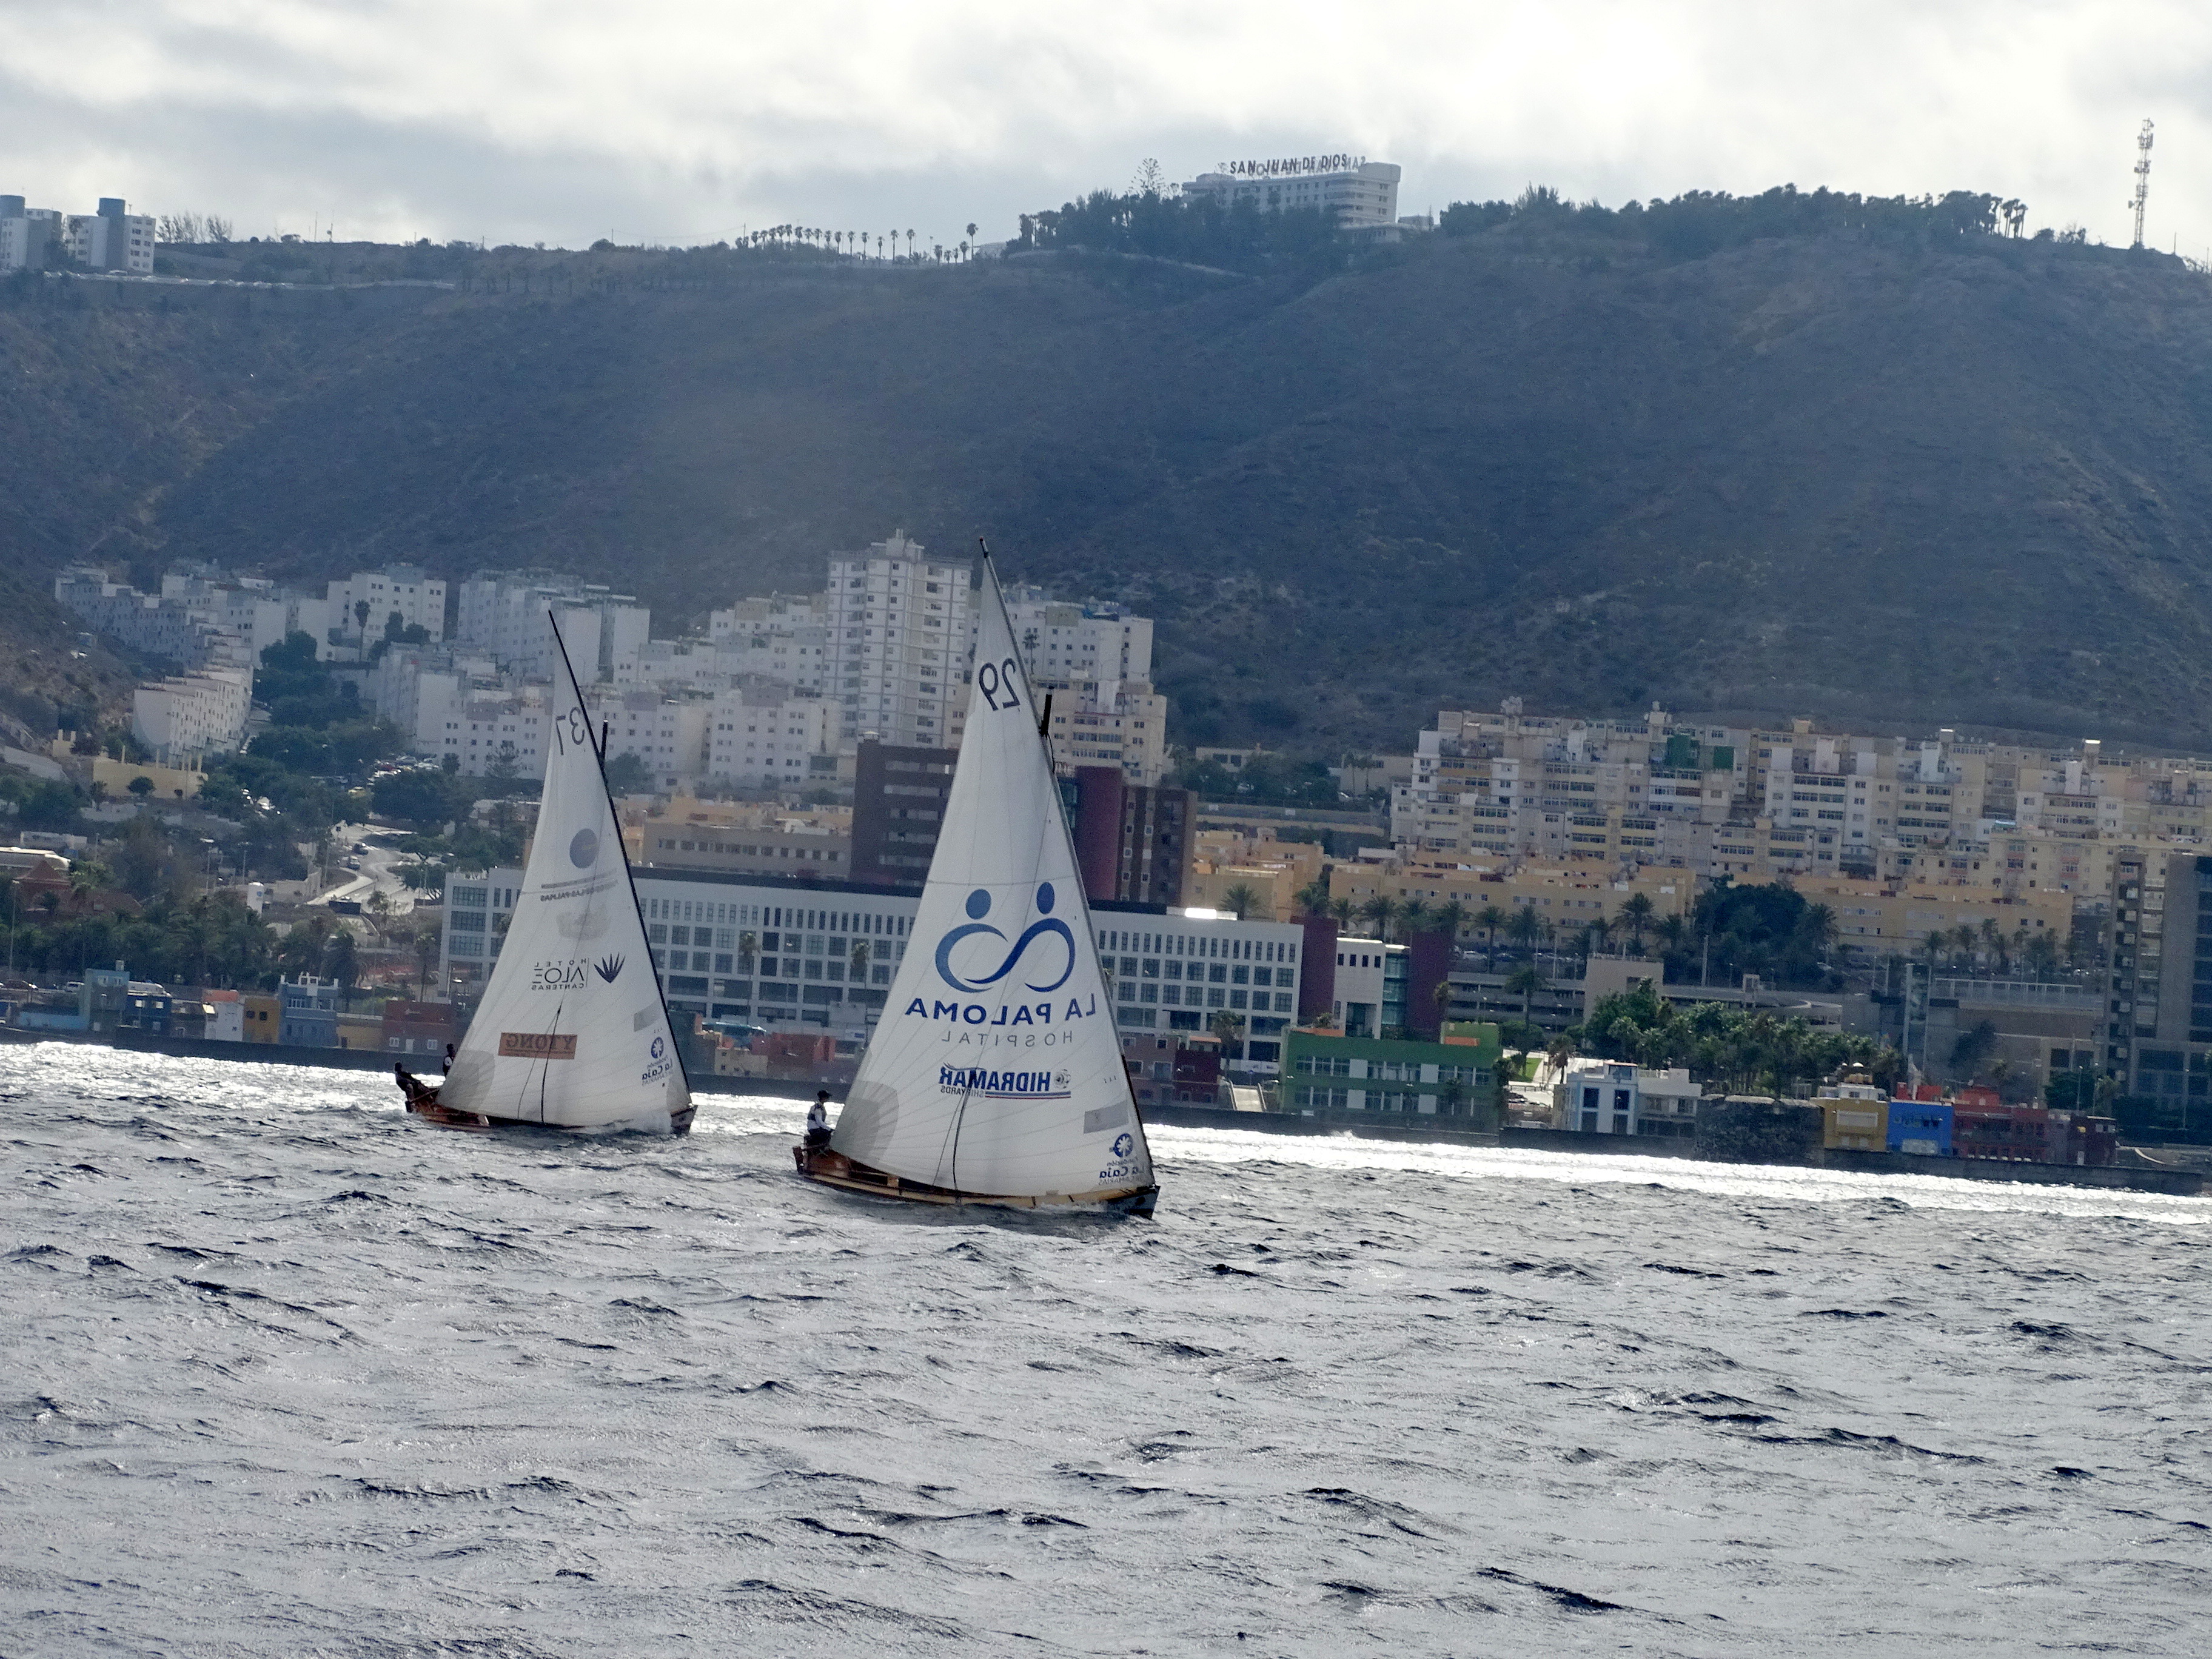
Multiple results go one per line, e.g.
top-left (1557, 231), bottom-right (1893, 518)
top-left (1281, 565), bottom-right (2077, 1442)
top-left (976, 659), bottom-right (1023, 712)
top-left (550, 705), bottom-right (594, 756)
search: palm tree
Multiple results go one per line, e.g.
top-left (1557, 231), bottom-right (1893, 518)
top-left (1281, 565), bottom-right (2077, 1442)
top-left (323, 930), bottom-right (360, 1010)
top-left (1398, 899), bottom-right (1432, 938)
top-left (1506, 903), bottom-right (1542, 959)
top-left (739, 930), bottom-right (759, 968)
top-left (1208, 1007), bottom-right (1246, 1059)
top-left (1328, 896), bottom-right (1356, 931)
top-left (850, 938), bottom-right (871, 985)
top-left (414, 927), bottom-right (438, 998)
top-left (1618, 892), bottom-right (1655, 955)
top-left (1475, 903), bottom-right (1507, 967)
top-left (1358, 894), bottom-right (1397, 940)
top-left (1432, 898), bottom-right (1470, 947)
top-left (966, 221), bottom-right (979, 249)
top-left (67, 861), bottom-right (107, 908)
top-left (1294, 877), bottom-right (1333, 918)
top-left (1921, 925), bottom-right (1948, 980)
top-left (1504, 964), bottom-right (1548, 1024)
top-left (1220, 882), bottom-right (1261, 921)
top-left (1588, 916), bottom-right (1614, 957)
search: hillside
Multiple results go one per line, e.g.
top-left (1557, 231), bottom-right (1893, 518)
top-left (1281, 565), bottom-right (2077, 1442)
top-left (9, 213), bottom-right (2212, 752)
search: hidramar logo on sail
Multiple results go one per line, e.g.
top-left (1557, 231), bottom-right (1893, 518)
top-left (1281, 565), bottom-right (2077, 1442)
top-left (937, 1065), bottom-right (1071, 1099)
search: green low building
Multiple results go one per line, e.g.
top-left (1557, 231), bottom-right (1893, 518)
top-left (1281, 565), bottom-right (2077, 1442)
top-left (1279, 1021), bottom-right (1501, 1117)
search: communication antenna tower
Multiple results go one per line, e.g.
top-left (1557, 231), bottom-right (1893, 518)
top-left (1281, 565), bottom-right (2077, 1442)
top-left (2131, 119), bottom-right (2154, 248)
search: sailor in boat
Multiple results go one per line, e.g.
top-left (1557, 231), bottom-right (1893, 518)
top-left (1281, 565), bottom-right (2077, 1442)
top-left (805, 1091), bottom-right (834, 1150)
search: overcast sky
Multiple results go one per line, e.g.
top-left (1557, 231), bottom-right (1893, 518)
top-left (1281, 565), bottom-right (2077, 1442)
top-left (5, 0), bottom-right (2211, 257)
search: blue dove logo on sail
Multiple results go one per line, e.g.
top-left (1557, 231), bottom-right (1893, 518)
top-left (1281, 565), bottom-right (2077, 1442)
top-left (934, 884), bottom-right (1078, 994)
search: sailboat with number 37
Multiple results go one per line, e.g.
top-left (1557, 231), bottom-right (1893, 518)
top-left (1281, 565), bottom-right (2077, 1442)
top-left (395, 614), bottom-right (694, 1135)
top-left (794, 544), bottom-right (1158, 1215)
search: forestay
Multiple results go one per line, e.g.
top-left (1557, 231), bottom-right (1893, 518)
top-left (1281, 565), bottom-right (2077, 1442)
top-left (832, 554), bottom-right (1154, 1199)
top-left (439, 627), bottom-right (689, 1131)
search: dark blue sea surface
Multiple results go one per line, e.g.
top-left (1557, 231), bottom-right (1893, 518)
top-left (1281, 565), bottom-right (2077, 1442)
top-left (2, 1044), bottom-right (2208, 1655)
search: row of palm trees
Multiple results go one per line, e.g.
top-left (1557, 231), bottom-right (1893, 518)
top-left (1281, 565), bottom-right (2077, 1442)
top-left (739, 223), bottom-right (984, 264)
top-left (1281, 879), bottom-right (1666, 967)
top-left (1915, 919), bottom-right (2077, 982)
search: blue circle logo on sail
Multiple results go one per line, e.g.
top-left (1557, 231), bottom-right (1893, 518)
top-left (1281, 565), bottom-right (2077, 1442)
top-left (569, 828), bottom-right (599, 869)
top-left (1112, 1132), bottom-right (1133, 1158)
top-left (933, 884), bottom-right (1078, 994)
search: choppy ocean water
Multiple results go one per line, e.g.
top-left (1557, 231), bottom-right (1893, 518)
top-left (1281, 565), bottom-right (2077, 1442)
top-left (2, 1044), bottom-right (2208, 1657)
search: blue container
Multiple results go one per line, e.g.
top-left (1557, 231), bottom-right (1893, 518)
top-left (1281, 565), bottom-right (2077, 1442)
top-left (1888, 1100), bottom-right (1954, 1156)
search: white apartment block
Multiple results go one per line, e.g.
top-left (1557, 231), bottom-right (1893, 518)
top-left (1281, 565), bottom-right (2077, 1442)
top-left (709, 595), bottom-right (833, 693)
top-left (55, 199), bottom-right (154, 274)
top-left (1005, 594), bottom-right (1154, 685)
top-left (328, 566), bottom-right (447, 644)
top-left (57, 569), bottom-right (219, 666)
top-left (589, 691), bottom-right (710, 789)
top-left (0, 199), bottom-right (60, 270)
top-left (424, 691), bottom-right (552, 779)
top-left (1179, 159), bottom-right (1401, 230)
top-left (707, 685), bottom-right (842, 788)
top-left (157, 567), bottom-right (335, 664)
top-left (1044, 680), bottom-right (1169, 786)
top-left (618, 638), bottom-right (739, 694)
top-left (828, 532), bottom-right (971, 748)
top-left (133, 668), bottom-right (250, 763)
top-left (456, 571), bottom-right (648, 680)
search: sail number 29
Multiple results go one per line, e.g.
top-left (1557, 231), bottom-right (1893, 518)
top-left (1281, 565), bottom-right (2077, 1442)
top-left (976, 659), bottom-right (1024, 712)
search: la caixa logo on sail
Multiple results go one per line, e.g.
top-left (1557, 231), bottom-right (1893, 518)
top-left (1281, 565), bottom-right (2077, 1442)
top-left (900, 882), bottom-right (1101, 1037)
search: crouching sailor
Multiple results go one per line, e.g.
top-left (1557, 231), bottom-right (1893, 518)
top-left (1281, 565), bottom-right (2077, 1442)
top-left (805, 1090), bottom-right (834, 1150)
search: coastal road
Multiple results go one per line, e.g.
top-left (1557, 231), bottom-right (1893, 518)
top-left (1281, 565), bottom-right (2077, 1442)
top-left (308, 824), bottom-right (420, 920)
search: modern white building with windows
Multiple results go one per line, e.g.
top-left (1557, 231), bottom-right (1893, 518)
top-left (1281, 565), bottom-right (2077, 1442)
top-left (61, 198), bottom-right (155, 273)
top-left (1553, 1059), bottom-right (1703, 1137)
top-left (456, 571), bottom-right (649, 680)
top-left (132, 666), bottom-right (252, 763)
top-left (328, 566), bottom-right (447, 644)
top-left (1179, 159), bottom-right (1401, 229)
top-left (423, 690), bottom-right (552, 779)
top-left (828, 532), bottom-right (971, 749)
top-left (706, 684), bottom-right (842, 788)
top-left (1093, 908), bottom-right (1304, 1070)
top-left (1004, 594), bottom-right (1153, 685)
top-left (439, 868), bottom-right (1309, 1073)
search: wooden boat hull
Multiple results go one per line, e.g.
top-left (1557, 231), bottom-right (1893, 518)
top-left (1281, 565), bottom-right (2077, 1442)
top-left (398, 1073), bottom-right (692, 1136)
top-left (793, 1144), bottom-right (1156, 1216)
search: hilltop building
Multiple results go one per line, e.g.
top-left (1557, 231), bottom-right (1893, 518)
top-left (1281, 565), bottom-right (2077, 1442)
top-left (1179, 158), bottom-right (1401, 230)
top-left (2, 196), bottom-right (152, 273)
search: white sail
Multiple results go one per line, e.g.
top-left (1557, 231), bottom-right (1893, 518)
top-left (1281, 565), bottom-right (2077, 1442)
top-left (831, 554), bottom-right (1155, 1201)
top-left (439, 620), bottom-right (689, 1132)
